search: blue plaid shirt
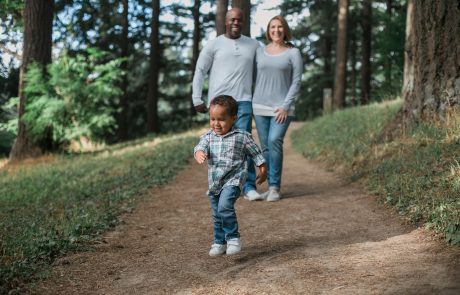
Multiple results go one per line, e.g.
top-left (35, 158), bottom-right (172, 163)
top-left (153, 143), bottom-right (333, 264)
top-left (194, 127), bottom-right (266, 195)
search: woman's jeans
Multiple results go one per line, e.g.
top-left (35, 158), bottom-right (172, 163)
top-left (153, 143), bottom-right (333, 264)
top-left (209, 186), bottom-right (241, 244)
top-left (235, 101), bottom-right (256, 194)
top-left (254, 115), bottom-right (292, 190)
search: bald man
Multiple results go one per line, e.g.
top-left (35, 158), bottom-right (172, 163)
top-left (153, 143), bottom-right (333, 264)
top-left (192, 8), bottom-right (262, 200)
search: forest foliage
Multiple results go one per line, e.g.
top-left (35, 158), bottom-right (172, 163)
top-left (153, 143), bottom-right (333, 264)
top-left (0, 0), bottom-right (407, 156)
top-left (1, 49), bottom-right (124, 149)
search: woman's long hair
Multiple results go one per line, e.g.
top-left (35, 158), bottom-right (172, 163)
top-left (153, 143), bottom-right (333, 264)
top-left (265, 15), bottom-right (293, 44)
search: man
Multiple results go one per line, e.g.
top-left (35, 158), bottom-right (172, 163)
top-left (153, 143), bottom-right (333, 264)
top-left (192, 8), bottom-right (262, 200)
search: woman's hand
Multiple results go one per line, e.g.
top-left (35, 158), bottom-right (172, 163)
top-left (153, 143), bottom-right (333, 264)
top-left (274, 107), bottom-right (288, 124)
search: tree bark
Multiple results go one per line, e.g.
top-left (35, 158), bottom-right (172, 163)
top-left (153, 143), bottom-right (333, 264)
top-left (190, 0), bottom-right (201, 117)
top-left (380, 0), bottom-right (460, 141)
top-left (232, 0), bottom-right (250, 37)
top-left (333, 0), bottom-right (348, 109)
top-left (216, 0), bottom-right (228, 36)
top-left (10, 0), bottom-right (54, 161)
top-left (384, 0), bottom-right (393, 86)
top-left (349, 22), bottom-right (357, 106)
top-left (360, 0), bottom-right (372, 105)
top-left (323, 34), bottom-right (333, 90)
top-left (146, 0), bottom-right (160, 133)
top-left (117, 0), bottom-right (129, 140)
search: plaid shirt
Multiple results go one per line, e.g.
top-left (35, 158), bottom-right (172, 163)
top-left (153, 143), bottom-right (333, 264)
top-left (194, 127), bottom-right (266, 195)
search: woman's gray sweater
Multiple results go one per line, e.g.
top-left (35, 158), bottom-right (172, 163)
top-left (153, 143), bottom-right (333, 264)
top-left (253, 47), bottom-right (303, 116)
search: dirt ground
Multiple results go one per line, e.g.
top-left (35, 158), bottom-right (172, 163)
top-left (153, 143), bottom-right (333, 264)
top-left (35, 123), bottom-right (460, 294)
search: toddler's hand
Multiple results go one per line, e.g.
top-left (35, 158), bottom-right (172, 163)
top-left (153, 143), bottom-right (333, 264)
top-left (256, 163), bottom-right (267, 185)
top-left (194, 150), bottom-right (207, 164)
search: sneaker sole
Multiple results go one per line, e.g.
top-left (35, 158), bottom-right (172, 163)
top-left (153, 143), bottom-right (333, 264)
top-left (209, 252), bottom-right (226, 256)
top-left (226, 249), bottom-right (242, 255)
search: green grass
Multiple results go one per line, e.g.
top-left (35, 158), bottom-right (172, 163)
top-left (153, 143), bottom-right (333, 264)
top-left (0, 133), bottom-right (197, 293)
top-left (292, 99), bottom-right (460, 245)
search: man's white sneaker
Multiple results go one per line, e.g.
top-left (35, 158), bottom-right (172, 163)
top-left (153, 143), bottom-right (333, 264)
top-left (266, 190), bottom-right (281, 202)
top-left (243, 190), bottom-right (264, 201)
top-left (226, 238), bottom-right (242, 255)
top-left (209, 244), bottom-right (226, 256)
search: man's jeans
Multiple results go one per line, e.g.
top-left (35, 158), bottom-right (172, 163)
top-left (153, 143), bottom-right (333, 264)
top-left (235, 101), bottom-right (256, 194)
top-left (254, 115), bottom-right (292, 190)
top-left (209, 186), bottom-right (241, 244)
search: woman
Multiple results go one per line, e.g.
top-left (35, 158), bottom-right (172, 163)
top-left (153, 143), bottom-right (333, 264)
top-left (251, 15), bottom-right (303, 202)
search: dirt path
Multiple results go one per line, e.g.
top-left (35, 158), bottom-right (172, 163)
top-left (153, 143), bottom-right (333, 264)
top-left (36, 123), bottom-right (460, 294)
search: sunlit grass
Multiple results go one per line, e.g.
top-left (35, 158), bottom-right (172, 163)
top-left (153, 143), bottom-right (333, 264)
top-left (292, 99), bottom-right (460, 245)
top-left (0, 130), bottom-right (199, 292)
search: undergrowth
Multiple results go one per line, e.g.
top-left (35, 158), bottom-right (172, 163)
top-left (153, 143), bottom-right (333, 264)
top-left (0, 133), bottom-right (197, 293)
top-left (291, 99), bottom-right (460, 245)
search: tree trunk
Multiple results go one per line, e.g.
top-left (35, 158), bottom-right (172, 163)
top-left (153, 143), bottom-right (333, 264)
top-left (323, 34), bottom-right (333, 90)
top-left (384, 0), bottom-right (393, 86)
top-left (333, 0), bottom-right (348, 109)
top-left (350, 23), bottom-right (357, 106)
top-left (117, 0), bottom-right (129, 140)
top-left (380, 0), bottom-right (460, 142)
top-left (190, 0), bottom-right (200, 117)
top-left (146, 0), bottom-right (160, 133)
top-left (216, 0), bottom-right (228, 36)
top-left (232, 0), bottom-right (250, 37)
top-left (360, 0), bottom-right (372, 105)
top-left (10, 0), bottom-right (54, 161)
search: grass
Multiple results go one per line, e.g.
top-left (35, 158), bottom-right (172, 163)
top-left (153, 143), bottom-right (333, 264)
top-left (291, 99), bottom-right (460, 245)
top-left (0, 131), bottom-right (198, 293)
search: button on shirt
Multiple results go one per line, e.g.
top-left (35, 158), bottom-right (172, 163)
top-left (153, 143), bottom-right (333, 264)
top-left (194, 128), bottom-right (266, 195)
top-left (192, 35), bottom-right (260, 106)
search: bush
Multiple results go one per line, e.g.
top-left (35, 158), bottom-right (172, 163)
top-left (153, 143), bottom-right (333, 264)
top-left (0, 48), bottom-right (124, 150)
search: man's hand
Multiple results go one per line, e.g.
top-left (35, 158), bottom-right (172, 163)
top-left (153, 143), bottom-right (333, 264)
top-left (256, 163), bottom-right (267, 185)
top-left (194, 103), bottom-right (208, 113)
top-left (194, 150), bottom-right (207, 164)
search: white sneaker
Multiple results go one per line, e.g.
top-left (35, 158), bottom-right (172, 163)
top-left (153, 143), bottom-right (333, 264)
top-left (266, 189), bottom-right (281, 202)
top-left (209, 244), bottom-right (226, 256)
top-left (243, 190), bottom-right (264, 201)
top-left (226, 238), bottom-right (242, 255)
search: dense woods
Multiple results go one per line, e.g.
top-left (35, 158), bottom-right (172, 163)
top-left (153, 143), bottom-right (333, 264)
top-left (0, 0), bottom-right (458, 159)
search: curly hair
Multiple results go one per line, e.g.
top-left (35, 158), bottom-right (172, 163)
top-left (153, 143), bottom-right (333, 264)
top-left (210, 95), bottom-right (238, 117)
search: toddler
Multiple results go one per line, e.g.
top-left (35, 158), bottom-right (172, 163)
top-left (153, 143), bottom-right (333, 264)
top-left (194, 95), bottom-right (267, 256)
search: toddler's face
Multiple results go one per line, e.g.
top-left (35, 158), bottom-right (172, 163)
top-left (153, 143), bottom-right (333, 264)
top-left (209, 105), bottom-right (236, 136)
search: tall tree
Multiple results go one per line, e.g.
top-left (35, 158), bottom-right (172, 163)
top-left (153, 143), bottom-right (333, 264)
top-left (191, 0), bottom-right (201, 74)
top-left (190, 0), bottom-right (201, 116)
top-left (360, 0), bottom-right (372, 105)
top-left (232, 0), bottom-right (250, 37)
top-left (384, 0), bottom-right (393, 86)
top-left (146, 0), bottom-right (160, 133)
top-left (400, 0), bottom-right (459, 125)
top-left (216, 0), bottom-right (228, 36)
top-left (10, 0), bottom-right (54, 160)
top-left (117, 0), bottom-right (129, 140)
top-left (333, 0), bottom-right (349, 109)
top-left (349, 18), bottom-right (358, 106)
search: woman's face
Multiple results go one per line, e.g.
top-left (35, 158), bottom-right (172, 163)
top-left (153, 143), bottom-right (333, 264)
top-left (269, 19), bottom-right (285, 43)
